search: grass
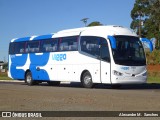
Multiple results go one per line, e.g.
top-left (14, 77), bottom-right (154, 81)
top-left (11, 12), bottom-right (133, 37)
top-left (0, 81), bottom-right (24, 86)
top-left (0, 72), bottom-right (12, 80)
top-left (1, 72), bottom-right (160, 84)
top-left (147, 76), bottom-right (160, 83)
top-left (0, 76), bottom-right (12, 80)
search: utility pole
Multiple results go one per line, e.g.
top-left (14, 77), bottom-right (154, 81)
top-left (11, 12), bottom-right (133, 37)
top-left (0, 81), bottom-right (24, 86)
top-left (4, 56), bottom-right (6, 63)
top-left (81, 18), bottom-right (89, 27)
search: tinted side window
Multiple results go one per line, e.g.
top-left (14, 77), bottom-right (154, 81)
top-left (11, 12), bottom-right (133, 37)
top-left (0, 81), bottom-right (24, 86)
top-left (9, 42), bottom-right (26, 54)
top-left (59, 36), bottom-right (78, 51)
top-left (41, 38), bottom-right (58, 52)
top-left (100, 38), bottom-right (110, 62)
top-left (80, 36), bottom-right (100, 57)
top-left (9, 43), bottom-right (15, 54)
top-left (26, 41), bottom-right (40, 53)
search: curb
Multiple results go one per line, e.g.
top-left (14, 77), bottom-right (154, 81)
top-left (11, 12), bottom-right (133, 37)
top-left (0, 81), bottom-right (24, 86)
top-left (0, 80), bottom-right (71, 84)
top-left (0, 80), bottom-right (23, 82)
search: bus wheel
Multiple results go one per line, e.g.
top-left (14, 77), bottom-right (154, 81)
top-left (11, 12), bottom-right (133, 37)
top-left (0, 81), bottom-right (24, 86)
top-left (25, 72), bottom-right (35, 86)
top-left (81, 71), bottom-right (93, 88)
top-left (47, 81), bottom-right (60, 86)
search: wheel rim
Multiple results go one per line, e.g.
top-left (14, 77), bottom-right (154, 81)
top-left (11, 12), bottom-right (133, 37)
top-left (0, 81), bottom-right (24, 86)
top-left (84, 75), bottom-right (92, 85)
top-left (26, 74), bottom-right (31, 83)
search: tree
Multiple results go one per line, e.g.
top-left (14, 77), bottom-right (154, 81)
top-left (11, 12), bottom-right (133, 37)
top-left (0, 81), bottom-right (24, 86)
top-left (130, 0), bottom-right (150, 37)
top-left (148, 0), bottom-right (160, 47)
top-left (130, 0), bottom-right (160, 48)
top-left (87, 21), bottom-right (103, 27)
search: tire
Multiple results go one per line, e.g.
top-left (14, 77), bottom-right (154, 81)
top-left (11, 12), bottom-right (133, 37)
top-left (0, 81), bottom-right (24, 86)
top-left (81, 71), bottom-right (93, 88)
top-left (47, 81), bottom-right (60, 86)
top-left (25, 72), bottom-right (35, 86)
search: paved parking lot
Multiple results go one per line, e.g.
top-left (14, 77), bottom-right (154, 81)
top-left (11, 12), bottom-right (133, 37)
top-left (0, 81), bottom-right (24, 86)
top-left (0, 81), bottom-right (160, 119)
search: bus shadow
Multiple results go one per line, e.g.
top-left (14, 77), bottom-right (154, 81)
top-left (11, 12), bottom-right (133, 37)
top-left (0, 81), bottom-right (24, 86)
top-left (20, 82), bottom-right (160, 90)
top-left (59, 82), bottom-right (160, 90)
top-left (116, 83), bottom-right (160, 90)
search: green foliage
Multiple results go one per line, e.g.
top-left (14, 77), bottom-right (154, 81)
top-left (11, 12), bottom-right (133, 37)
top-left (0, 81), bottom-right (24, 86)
top-left (131, 0), bottom-right (160, 48)
top-left (87, 21), bottom-right (103, 27)
top-left (146, 50), bottom-right (160, 65)
top-left (147, 76), bottom-right (160, 83)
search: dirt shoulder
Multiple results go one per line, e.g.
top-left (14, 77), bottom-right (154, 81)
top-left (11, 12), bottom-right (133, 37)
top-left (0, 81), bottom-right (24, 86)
top-left (147, 65), bottom-right (160, 72)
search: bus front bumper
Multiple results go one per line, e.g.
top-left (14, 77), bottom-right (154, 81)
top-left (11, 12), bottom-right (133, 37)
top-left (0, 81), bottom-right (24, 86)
top-left (111, 76), bottom-right (147, 84)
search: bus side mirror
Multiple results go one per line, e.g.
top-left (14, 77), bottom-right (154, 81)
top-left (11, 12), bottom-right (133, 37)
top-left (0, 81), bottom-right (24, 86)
top-left (108, 36), bottom-right (116, 49)
top-left (140, 38), bottom-right (153, 52)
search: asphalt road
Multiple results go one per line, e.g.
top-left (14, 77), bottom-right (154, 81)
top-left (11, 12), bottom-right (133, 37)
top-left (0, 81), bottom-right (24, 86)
top-left (0, 81), bottom-right (160, 120)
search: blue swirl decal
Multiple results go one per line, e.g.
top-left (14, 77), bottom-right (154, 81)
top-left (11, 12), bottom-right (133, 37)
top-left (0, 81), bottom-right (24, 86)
top-left (10, 54), bottom-right (28, 79)
top-left (29, 53), bottom-right (50, 80)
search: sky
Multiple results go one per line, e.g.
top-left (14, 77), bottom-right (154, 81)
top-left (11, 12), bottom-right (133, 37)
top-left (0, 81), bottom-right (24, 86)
top-left (0, 0), bottom-right (135, 61)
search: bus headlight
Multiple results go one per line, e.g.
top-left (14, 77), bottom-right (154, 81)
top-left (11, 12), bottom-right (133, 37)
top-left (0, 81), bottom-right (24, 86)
top-left (113, 70), bottom-right (123, 76)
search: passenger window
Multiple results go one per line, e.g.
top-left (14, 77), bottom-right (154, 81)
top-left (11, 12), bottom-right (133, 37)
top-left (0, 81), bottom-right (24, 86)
top-left (80, 36), bottom-right (100, 57)
top-left (59, 36), bottom-right (78, 51)
top-left (41, 38), bottom-right (58, 52)
top-left (9, 43), bottom-right (15, 54)
top-left (11, 42), bottom-right (26, 54)
top-left (26, 41), bottom-right (40, 53)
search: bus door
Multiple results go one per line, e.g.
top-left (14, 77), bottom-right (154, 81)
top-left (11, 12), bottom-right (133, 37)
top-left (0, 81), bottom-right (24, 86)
top-left (100, 39), bottom-right (111, 84)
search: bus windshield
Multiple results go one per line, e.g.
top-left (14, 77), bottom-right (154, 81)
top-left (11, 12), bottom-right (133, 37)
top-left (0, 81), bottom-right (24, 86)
top-left (112, 36), bottom-right (146, 66)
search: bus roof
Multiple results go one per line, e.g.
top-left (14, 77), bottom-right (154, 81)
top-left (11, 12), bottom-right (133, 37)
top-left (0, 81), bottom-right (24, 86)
top-left (11, 33), bottom-right (54, 42)
top-left (11, 25), bottom-right (137, 42)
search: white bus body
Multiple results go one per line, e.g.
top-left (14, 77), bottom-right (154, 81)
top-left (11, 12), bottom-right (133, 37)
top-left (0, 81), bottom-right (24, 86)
top-left (8, 25), bottom-right (150, 88)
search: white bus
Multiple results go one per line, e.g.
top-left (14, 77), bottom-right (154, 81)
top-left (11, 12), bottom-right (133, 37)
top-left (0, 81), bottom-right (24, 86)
top-left (8, 25), bottom-right (153, 88)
